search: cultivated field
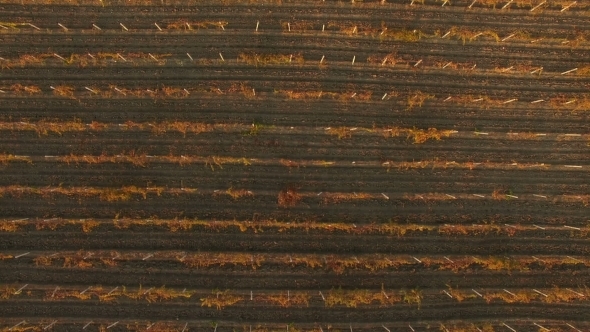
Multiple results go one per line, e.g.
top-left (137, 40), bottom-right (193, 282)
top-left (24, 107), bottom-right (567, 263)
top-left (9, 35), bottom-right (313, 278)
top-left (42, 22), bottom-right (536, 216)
top-left (0, 0), bottom-right (589, 331)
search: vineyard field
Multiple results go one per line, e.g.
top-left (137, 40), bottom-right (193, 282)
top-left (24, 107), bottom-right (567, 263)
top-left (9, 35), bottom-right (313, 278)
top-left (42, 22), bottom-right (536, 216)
top-left (0, 0), bottom-right (589, 331)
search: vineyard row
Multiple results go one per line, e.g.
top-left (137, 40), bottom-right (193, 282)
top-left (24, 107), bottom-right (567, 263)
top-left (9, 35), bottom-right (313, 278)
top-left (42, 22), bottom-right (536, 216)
top-left (1, 120), bottom-right (589, 145)
top-left (6, 250), bottom-right (589, 274)
top-left (2, 85), bottom-right (589, 115)
top-left (1, 20), bottom-right (588, 47)
top-left (0, 0), bottom-right (586, 13)
top-left (2, 153), bottom-right (589, 171)
top-left (1, 217), bottom-right (588, 236)
top-left (0, 185), bottom-right (589, 206)
top-left (1, 284), bottom-right (588, 307)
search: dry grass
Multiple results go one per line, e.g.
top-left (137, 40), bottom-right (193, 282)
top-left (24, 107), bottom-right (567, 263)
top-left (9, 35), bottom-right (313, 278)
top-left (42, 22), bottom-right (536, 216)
top-left (264, 291), bottom-right (311, 307)
top-left (200, 290), bottom-right (243, 310)
top-left (321, 192), bottom-right (373, 205)
top-left (325, 286), bottom-right (398, 308)
top-left (277, 187), bottom-right (302, 208)
top-left (166, 20), bottom-right (227, 30)
top-left (406, 127), bottom-right (454, 144)
top-left (406, 91), bottom-right (435, 110)
top-left (238, 52), bottom-right (304, 66)
top-left (223, 187), bottom-right (254, 200)
top-left (52, 85), bottom-right (76, 99)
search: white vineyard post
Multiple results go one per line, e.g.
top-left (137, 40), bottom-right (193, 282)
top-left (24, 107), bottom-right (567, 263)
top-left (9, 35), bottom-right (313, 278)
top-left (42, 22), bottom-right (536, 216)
top-left (106, 322), bottom-right (119, 329)
top-left (502, 323), bottom-right (516, 332)
top-left (530, 1), bottom-right (545, 11)
top-left (9, 321), bottom-right (26, 331)
top-left (561, 1), bottom-right (576, 12)
top-left (501, 0), bottom-right (513, 10)
top-left (43, 320), bottom-right (57, 330)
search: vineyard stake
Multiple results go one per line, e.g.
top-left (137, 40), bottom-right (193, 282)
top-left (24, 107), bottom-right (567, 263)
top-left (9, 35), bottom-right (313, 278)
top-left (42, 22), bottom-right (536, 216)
top-left (501, 0), bottom-right (513, 9)
top-left (468, 0), bottom-right (477, 8)
top-left (382, 326), bottom-right (390, 332)
top-left (92, 23), bottom-right (101, 30)
top-left (443, 290), bottom-right (453, 298)
top-left (320, 55), bottom-right (325, 64)
top-left (117, 53), bottom-right (127, 62)
top-left (443, 61), bottom-right (452, 68)
top-left (9, 321), bottom-right (26, 331)
top-left (43, 320), bottom-right (57, 330)
top-left (561, 68), bottom-right (577, 75)
top-left (28, 23), bottom-right (40, 30)
top-left (14, 284), bottom-right (28, 294)
top-left (147, 323), bottom-right (155, 330)
top-left (530, 1), bottom-right (545, 11)
top-left (182, 323), bottom-right (188, 332)
top-left (14, 252), bottom-right (30, 258)
top-left (472, 289), bottom-right (483, 297)
top-left (444, 256), bottom-right (454, 263)
top-left (503, 289), bottom-right (516, 296)
top-left (219, 53), bottom-right (225, 62)
top-left (57, 23), bottom-right (68, 31)
top-left (82, 321), bottom-right (93, 330)
top-left (532, 289), bottom-right (548, 297)
top-left (319, 291), bottom-right (325, 301)
top-left (256, 21), bottom-right (259, 32)
top-left (382, 93), bottom-right (388, 100)
top-left (322, 24), bottom-right (325, 32)
top-left (502, 323), bottom-right (516, 332)
top-left (565, 323), bottom-right (581, 332)
top-left (566, 288), bottom-right (584, 297)
top-left (107, 287), bottom-right (118, 295)
top-left (148, 53), bottom-right (158, 62)
top-left (561, 1), bottom-right (576, 12)
top-left (107, 322), bottom-right (119, 329)
top-left (414, 59), bottom-right (422, 67)
top-left (288, 23), bottom-right (290, 31)
top-left (119, 23), bottom-right (128, 31)
top-left (502, 34), bottom-right (515, 42)
top-left (187, 53), bottom-right (193, 61)
top-left (352, 56), bottom-right (355, 65)
top-left (51, 286), bottom-right (59, 298)
top-left (80, 286), bottom-right (92, 295)
top-left (155, 23), bottom-right (162, 31)
top-left (409, 325), bottom-right (415, 332)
